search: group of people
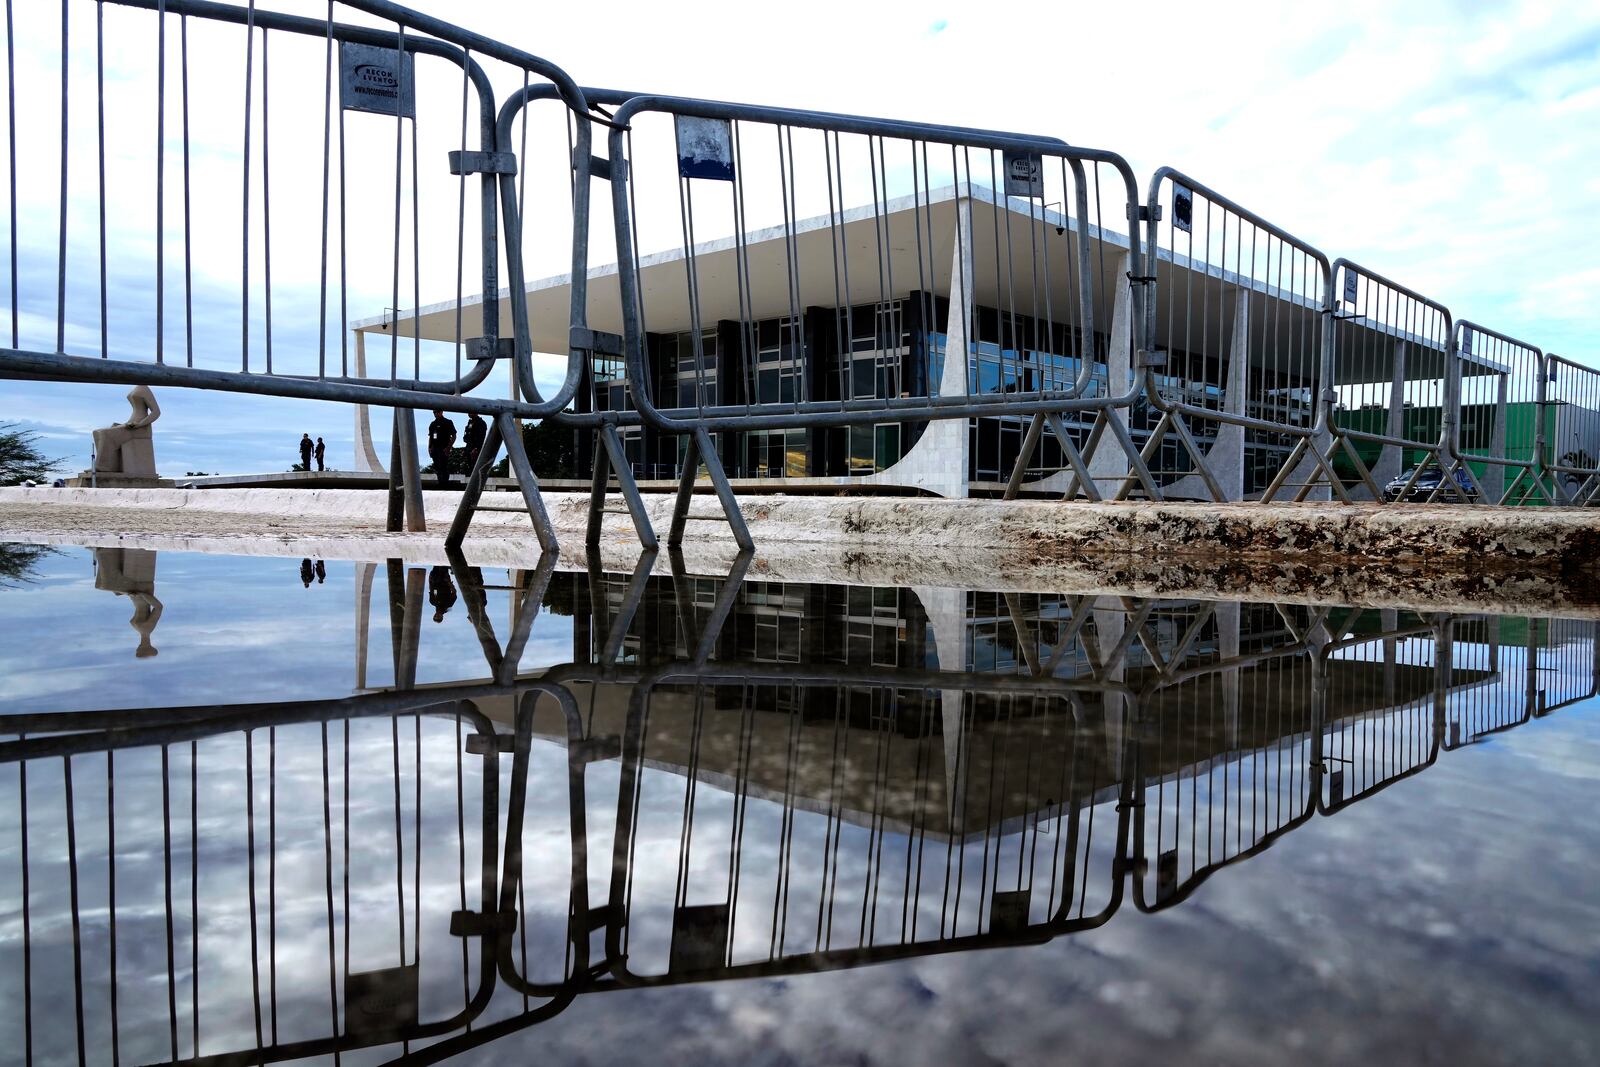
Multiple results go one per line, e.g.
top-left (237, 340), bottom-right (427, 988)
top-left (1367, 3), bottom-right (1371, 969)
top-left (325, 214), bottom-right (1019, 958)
top-left (294, 411), bottom-right (490, 487)
top-left (297, 434), bottom-right (328, 472)
top-left (426, 410), bottom-right (488, 489)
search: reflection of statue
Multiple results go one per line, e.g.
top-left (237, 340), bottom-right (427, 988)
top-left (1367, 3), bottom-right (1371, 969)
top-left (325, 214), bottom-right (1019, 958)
top-left (92, 385), bottom-right (161, 475)
top-left (94, 547), bottom-right (163, 658)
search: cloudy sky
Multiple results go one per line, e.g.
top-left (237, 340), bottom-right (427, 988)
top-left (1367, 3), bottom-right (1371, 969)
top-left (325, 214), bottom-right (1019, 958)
top-left (2, 0), bottom-right (1597, 476)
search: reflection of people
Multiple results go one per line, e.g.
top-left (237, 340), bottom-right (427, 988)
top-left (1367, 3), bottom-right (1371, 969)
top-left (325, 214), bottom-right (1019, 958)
top-left (463, 413), bottom-right (487, 473)
top-left (300, 558), bottom-right (314, 587)
top-left (315, 559), bottom-right (327, 584)
top-left (299, 433), bottom-right (313, 470)
top-left (427, 409), bottom-right (457, 488)
top-left (428, 565), bottom-right (457, 622)
top-left (92, 384), bottom-right (161, 473)
top-left (314, 436), bottom-right (327, 472)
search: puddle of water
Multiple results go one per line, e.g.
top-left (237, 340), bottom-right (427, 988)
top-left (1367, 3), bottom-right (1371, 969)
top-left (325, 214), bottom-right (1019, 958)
top-left (1, 542), bottom-right (1598, 1065)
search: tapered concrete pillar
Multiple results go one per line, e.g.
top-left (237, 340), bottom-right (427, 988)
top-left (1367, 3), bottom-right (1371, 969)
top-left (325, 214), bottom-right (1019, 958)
top-left (1166, 288), bottom-right (1246, 500)
top-left (913, 585), bottom-right (972, 837)
top-left (1091, 599), bottom-right (1129, 778)
top-left (1086, 251), bottom-right (1136, 489)
top-left (352, 330), bottom-right (386, 474)
top-left (355, 561), bottom-right (375, 691)
top-left (1217, 600), bottom-right (1241, 747)
top-left (1371, 341), bottom-right (1409, 493)
top-left (871, 197), bottom-right (974, 498)
top-left (1484, 373), bottom-right (1509, 503)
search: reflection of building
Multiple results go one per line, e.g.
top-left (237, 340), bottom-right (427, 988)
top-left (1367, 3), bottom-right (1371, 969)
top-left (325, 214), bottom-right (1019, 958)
top-left (9, 562), bottom-right (1599, 1065)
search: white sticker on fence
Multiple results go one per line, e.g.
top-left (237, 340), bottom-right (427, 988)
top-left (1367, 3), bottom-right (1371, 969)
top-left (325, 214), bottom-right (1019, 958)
top-left (1172, 184), bottom-right (1193, 234)
top-left (1343, 270), bottom-right (1359, 306)
top-left (339, 43), bottom-right (415, 119)
top-left (675, 116), bottom-right (735, 181)
top-left (1003, 151), bottom-right (1043, 199)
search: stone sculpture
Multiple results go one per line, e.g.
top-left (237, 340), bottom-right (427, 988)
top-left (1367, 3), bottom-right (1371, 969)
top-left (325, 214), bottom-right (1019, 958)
top-left (92, 384), bottom-right (161, 475)
top-left (73, 384), bottom-right (173, 487)
top-left (94, 547), bottom-right (163, 658)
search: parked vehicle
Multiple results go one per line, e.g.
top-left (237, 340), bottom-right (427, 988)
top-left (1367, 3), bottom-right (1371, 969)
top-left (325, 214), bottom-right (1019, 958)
top-left (1382, 464), bottom-right (1480, 503)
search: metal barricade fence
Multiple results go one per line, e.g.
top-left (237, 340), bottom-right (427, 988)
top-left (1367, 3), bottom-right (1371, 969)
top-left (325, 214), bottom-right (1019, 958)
top-left (0, 693), bottom-right (521, 1066)
top-left (0, 0), bottom-right (601, 550)
top-left (1127, 602), bottom-right (1328, 910)
top-left (1139, 168), bottom-right (1344, 503)
top-left (1324, 260), bottom-right (1457, 502)
top-left (597, 663), bottom-right (1131, 986)
top-left (1542, 354), bottom-right (1600, 505)
top-left (1318, 614), bottom-right (1446, 810)
top-left (585, 94), bottom-right (1152, 550)
top-left (1447, 320), bottom-right (1556, 505)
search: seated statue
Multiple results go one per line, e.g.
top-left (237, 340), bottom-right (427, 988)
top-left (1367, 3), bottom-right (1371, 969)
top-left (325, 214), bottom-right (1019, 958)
top-left (92, 384), bottom-right (161, 476)
top-left (94, 547), bottom-right (163, 658)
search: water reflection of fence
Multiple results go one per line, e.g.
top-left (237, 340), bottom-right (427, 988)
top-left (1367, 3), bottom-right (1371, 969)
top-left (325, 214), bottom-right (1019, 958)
top-left (3, 560), bottom-right (1598, 1062)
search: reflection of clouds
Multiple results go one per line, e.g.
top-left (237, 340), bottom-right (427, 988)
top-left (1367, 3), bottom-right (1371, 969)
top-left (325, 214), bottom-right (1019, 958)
top-left (5, 549), bottom-right (1600, 1062)
top-left (0, 550), bottom-right (578, 713)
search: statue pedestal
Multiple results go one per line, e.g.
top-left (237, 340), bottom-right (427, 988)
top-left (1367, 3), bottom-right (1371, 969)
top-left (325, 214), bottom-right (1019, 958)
top-left (68, 472), bottom-right (176, 488)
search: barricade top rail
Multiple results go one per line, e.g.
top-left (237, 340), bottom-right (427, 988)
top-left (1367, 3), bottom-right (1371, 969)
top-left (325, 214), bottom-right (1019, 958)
top-left (0, 0), bottom-right (597, 420)
top-left (594, 92), bottom-right (1145, 436)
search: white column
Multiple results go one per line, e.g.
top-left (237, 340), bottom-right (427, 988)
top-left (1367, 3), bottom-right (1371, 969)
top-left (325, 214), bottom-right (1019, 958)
top-left (1485, 373), bottom-right (1509, 502)
top-left (1369, 340), bottom-right (1409, 494)
top-left (914, 585), bottom-right (972, 837)
top-left (1217, 600), bottom-right (1241, 747)
top-left (867, 196), bottom-right (973, 498)
top-left (1092, 599), bottom-right (1128, 778)
top-left (352, 330), bottom-right (386, 474)
top-left (1166, 288), bottom-right (1246, 500)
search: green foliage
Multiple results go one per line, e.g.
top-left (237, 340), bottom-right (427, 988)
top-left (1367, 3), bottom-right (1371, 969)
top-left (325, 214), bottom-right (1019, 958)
top-left (0, 423), bottom-right (63, 485)
top-left (0, 543), bottom-right (57, 587)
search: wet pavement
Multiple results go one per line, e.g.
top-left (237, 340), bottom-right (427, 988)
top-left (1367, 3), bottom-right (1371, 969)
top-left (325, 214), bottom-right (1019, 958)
top-left (1, 542), bottom-right (1598, 1066)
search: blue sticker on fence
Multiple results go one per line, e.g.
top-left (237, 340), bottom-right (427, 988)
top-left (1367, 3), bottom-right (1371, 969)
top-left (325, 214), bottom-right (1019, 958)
top-left (676, 116), bottom-right (735, 181)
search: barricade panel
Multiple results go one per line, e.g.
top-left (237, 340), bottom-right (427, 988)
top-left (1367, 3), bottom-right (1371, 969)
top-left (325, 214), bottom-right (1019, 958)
top-left (1449, 320), bottom-right (1553, 505)
top-left (1140, 169), bottom-right (1336, 502)
top-left (1544, 354), bottom-right (1600, 504)
top-left (1326, 260), bottom-right (1455, 502)
top-left (0, 0), bottom-right (593, 419)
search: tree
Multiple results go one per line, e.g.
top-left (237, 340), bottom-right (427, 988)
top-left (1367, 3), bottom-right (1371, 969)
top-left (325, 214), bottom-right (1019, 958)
top-left (0, 423), bottom-right (63, 485)
top-left (0, 543), bottom-right (57, 587)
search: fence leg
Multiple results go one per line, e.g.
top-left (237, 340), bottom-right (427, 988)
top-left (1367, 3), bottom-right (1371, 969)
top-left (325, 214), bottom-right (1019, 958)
top-left (668, 427), bottom-right (752, 551)
top-left (1003, 413), bottom-right (1047, 500)
top-left (445, 415), bottom-right (504, 550)
top-left (1166, 413), bottom-right (1224, 502)
top-left (1045, 412), bottom-right (1103, 503)
top-left (591, 423), bottom-right (658, 551)
top-left (395, 408), bottom-right (427, 532)
top-left (1110, 410), bottom-right (1165, 502)
top-left (499, 414), bottom-right (558, 553)
top-left (386, 409), bottom-right (405, 533)
top-left (586, 428), bottom-right (612, 547)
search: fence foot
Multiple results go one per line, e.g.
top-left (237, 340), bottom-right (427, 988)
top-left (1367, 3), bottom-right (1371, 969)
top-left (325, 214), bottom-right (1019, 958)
top-left (588, 423), bottom-right (658, 551)
top-left (668, 428), bottom-right (753, 551)
top-left (445, 415), bottom-right (505, 550)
